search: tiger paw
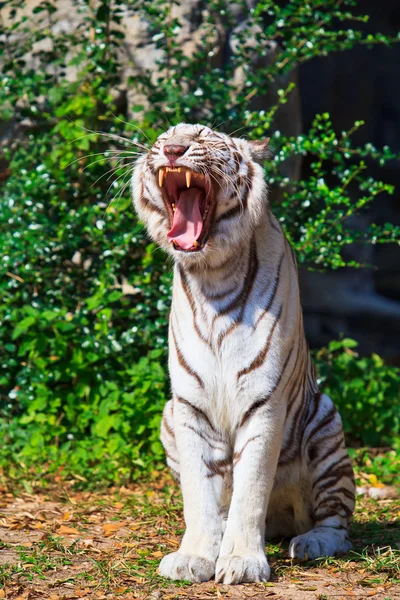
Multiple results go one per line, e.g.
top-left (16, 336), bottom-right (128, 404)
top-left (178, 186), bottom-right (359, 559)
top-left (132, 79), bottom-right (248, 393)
top-left (158, 552), bottom-right (215, 583)
top-left (289, 529), bottom-right (352, 560)
top-left (215, 553), bottom-right (270, 584)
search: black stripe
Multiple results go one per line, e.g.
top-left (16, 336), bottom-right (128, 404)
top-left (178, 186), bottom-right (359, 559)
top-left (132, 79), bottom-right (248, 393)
top-left (254, 253), bottom-right (284, 329)
top-left (308, 436), bottom-right (343, 464)
top-left (314, 506), bottom-right (351, 522)
top-left (216, 238), bottom-right (258, 316)
top-left (205, 456), bottom-right (232, 478)
top-left (164, 449), bottom-right (179, 465)
top-left (233, 151), bottom-right (242, 170)
top-left (203, 284), bottom-right (237, 302)
top-left (237, 304), bottom-right (282, 381)
top-left (269, 212), bottom-right (282, 234)
top-left (162, 414), bottom-right (175, 439)
top-left (312, 456), bottom-right (353, 490)
top-left (216, 239), bottom-right (259, 348)
top-left (233, 435), bottom-right (262, 464)
top-left (304, 405), bottom-right (337, 449)
top-left (138, 181), bottom-right (164, 216)
top-left (285, 347), bottom-right (306, 415)
top-left (215, 204), bottom-right (242, 224)
top-left (176, 396), bottom-right (216, 433)
top-left (183, 423), bottom-right (224, 450)
top-left (179, 266), bottom-right (212, 349)
top-left (243, 162), bottom-right (254, 209)
top-left (239, 345), bottom-right (293, 426)
top-left (171, 325), bottom-right (204, 389)
top-left (303, 391), bottom-right (322, 431)
top-left (315, 486), bottom-right (355, 506)
top-left (279, 368), bottom-right (309, 461)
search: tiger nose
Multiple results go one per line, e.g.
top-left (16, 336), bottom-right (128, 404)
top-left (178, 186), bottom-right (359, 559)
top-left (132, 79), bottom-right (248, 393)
top-left (163, 144), bottom-right (188, 164)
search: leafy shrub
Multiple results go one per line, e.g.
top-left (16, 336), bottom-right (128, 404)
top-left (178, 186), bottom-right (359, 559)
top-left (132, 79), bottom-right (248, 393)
top-left (349, 445), bottom-right (400, 487)
top-left (315, 339), bottom-right (400, 448)
top-left (0, 0), bottom-right (399, 483)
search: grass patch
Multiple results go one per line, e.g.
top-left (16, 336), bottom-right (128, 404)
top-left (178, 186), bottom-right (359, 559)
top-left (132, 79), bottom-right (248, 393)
top-left (0, 458), bottom-right (398, 599)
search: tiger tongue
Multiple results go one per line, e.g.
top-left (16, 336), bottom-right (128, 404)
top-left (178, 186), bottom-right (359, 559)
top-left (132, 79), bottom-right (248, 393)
top-left (167, 188), bottom-right (204, 250)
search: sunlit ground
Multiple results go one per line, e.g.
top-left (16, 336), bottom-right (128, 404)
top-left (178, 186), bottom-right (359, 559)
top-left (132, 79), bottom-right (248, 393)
top-left (0, 455), bottom-right (398, 600)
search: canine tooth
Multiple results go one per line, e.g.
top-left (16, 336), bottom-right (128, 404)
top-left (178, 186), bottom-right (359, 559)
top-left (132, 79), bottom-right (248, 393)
top-left (193, 240), bottom-right (199, 247)
top-left (186, 170), bottom-right (192, 188)
top-left (159, 168), bottom-right (165, 187)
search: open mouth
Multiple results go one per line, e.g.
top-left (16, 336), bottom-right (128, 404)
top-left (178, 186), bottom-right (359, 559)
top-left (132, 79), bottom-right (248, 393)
top-left (158, 166), bottom-right (214, 252)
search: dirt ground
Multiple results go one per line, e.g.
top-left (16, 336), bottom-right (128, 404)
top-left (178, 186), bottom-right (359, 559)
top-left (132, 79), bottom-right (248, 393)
top-left (0, 474), bottom-right (399, 600)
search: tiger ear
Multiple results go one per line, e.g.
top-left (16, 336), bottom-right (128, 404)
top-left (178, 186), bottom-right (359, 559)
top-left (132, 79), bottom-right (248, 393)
top-left (247, 138), bottom-right (271, 164)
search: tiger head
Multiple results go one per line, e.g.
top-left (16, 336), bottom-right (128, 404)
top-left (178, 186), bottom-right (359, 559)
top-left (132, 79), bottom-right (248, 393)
top-left (132, 123), bottom-right (269, 265)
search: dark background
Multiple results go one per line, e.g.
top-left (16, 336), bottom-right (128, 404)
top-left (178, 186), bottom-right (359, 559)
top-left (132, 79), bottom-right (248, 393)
top-left (298, 0), bottom-right (400, 359)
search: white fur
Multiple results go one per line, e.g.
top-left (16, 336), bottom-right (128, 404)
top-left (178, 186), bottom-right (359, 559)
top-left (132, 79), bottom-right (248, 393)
top-left (132, 124), bottom-right (355, 584)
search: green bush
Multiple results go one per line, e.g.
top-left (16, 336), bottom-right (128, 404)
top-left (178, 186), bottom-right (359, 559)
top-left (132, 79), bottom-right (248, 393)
top-left (315, 339), bottom-right (400, 448)
top-left (1, 0), bottom-right (399, 483)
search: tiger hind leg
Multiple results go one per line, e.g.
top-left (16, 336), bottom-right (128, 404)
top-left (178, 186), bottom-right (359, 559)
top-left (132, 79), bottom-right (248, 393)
top-left (289, 393), bottom-right (355, 560)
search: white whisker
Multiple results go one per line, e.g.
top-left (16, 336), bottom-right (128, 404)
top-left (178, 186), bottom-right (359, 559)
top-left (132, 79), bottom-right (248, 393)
top-left (110, 113), bottom-right (151, 143)
top-left (65, 118), bottom-right (149, 152)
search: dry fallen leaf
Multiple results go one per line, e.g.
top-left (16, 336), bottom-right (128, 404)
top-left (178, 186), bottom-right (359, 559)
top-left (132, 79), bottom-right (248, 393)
top-left (298, 586), bottom-right (318, 591)
top-left (78, 538), bottom-right (94, 547)
top-left (0, 590), bottom-right (5, 599)
top-left (57, 525), bottom-right (80, 536)
top-left (73, 588), bottom-right (92, 598)
top-left (166, 537), bottom-right (180, 547)
top-left (101, 521), bottom-right (126, 536)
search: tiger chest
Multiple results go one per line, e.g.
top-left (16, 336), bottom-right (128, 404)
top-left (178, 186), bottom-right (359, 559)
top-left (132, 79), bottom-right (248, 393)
top-left (169, 308), bottom-right (283, 429)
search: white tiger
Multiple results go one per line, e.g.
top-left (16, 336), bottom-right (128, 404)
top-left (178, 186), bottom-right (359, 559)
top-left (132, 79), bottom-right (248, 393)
top-left (132, 123), bottom-right (355, 585)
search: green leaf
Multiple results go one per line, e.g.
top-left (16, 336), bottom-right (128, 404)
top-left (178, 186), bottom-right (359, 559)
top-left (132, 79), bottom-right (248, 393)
top-left (12, 316), bottom-right (36, 339)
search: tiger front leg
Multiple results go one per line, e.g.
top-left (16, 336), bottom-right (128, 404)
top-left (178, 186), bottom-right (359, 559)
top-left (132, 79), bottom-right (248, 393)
top-left (159, 396), bottom-right (228, 583)
top-left (289, 393), bottom-right (355, 560)
top-left (215, 406), bottom-right (285, 584)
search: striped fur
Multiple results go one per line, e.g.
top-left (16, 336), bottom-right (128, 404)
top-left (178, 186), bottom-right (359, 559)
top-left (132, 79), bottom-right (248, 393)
top-left (132, 124), bottom-right (355, 584)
